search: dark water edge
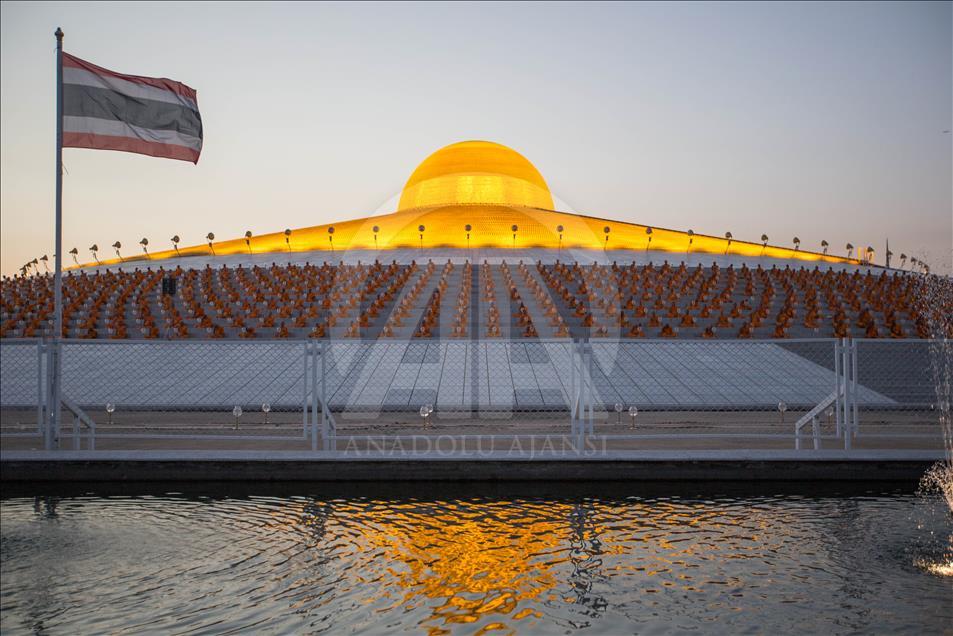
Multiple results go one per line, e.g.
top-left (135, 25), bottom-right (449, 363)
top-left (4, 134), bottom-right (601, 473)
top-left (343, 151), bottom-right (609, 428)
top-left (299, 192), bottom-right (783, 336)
top-left (2, 480), bottom-right (951, 635)
top-left (0, 478), bottom-right (928, 501)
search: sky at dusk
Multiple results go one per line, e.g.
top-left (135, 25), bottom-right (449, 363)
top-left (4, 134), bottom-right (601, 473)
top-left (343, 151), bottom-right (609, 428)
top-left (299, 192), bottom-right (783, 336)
top-left (1, 1), bottom-right (950, 276)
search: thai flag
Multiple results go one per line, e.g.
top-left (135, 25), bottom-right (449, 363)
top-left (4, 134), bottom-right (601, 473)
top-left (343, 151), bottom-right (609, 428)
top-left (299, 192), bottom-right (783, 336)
top-left (61, 53), bottom-right (203, 163)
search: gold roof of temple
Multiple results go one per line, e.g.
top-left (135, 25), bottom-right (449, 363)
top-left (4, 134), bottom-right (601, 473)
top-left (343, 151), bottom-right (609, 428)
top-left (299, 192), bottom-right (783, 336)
top-left (76, 140), bottom-right (859, 267)
top-left (398, 140), bottom-right (554, 211)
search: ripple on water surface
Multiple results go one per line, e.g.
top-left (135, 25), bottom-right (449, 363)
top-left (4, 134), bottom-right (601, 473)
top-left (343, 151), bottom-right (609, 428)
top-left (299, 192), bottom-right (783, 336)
top-left (1, 486), bottom-right (951, 634)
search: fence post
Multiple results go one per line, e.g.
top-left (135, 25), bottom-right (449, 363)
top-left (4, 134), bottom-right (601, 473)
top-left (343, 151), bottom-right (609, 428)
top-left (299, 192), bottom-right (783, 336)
top-left (36, 339), bottom-right (45, 437)
top-left (843, 338), bottom-right (852, 450)
top-left (575, 338), bottom-right (592, 449)
top-left (578, 339), bottom-right (584, 446)
top-left (321, 339), bottom-right (329, 451)
top-left (570, 338), bottom-right (577, 442)
top-left (834, 339), bottom-right (842, 438)
top-left (52, 339), bottom-right (62, 449)
top-left (302, 339), bottom-right (309, 441)
top-left (586, 338), bottom-right (594, 437)
top-left (312, 339), bottom-right (320, 451)
top-left (44, 339), bottom-right (57, 450)
top-left (305, 339), bottom-right (318, 451)
top-left (851, 339), bottom-right (859, 438)
top-left (573, 339), bottom-right (581, 450)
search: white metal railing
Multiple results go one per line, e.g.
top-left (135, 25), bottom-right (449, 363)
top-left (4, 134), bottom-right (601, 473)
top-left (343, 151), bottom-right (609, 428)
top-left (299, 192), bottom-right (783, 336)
top-left (61, 394), bottom-right (96, 450)
top-left (0, 337), bottom-right (944, 452)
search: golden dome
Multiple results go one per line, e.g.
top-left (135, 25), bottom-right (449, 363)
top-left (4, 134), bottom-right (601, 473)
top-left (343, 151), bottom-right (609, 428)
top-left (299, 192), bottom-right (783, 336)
top-left (74, 139), bottom-right (859, 268)
top-left (398, 140), bottom-right (555, 211)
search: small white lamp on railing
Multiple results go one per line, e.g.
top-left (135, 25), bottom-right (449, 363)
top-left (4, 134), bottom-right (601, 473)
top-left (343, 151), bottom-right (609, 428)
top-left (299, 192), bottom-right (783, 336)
top-left (285, 228), bottom-right (292, 252)
top-left (556, 225), bottom-right (564, 256)
top-left (724, 232), bottom-right (733, 255)
top-left (614, 402), bottom-right (623, 425)
top-left (628, 405), bottom-right (638, 429)
top-left (778, 400), bottom-right (787, 423)
top-left (171, 235), bottom-right (180, 257)
top-left (418, 225), bottom-right (425, 253)
top-left (244, 231), bottom-right (253, 254)
top-left (420, 404), bottom-right (433, 428)
top-left (232, 405), bottom-right (243, 430)
top-left (206, 233), bottom-right (215, 255)
top-left (328, 226), bottom-right (335, 252)
top-left (105, 402), bottom-right (115, 426)
top-left (760, 234), bottom-right (769, 256)
top-left (373, 225), bottom-right (380, 250)
top-left (603, 226), bottom-right (611, 252)
top-left (262, 402), bottom-right (272, 426)
top-left (645, 227), bottom-right (653, 252)
top-left (687, 229), bottom-right (694, 255)
top-left (140, 237), bottom-right (149, 258)
top-left (512, 224), bottom-right (518, 249)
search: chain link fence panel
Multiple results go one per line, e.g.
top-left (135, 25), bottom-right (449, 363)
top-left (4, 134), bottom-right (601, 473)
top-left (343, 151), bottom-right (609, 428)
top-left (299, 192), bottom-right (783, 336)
top-left (322, 339), bottom-right (576, 446)
top-left (54, 339), bottom-right (310, 440)
top-left (582, 339), bottom-right (848, 439)
top-left (2, 337), bottom-right (946, 452)
top-left (0, 339), bottom-right (43, 435)
top-left (854, 339), bottom-right (944, 439)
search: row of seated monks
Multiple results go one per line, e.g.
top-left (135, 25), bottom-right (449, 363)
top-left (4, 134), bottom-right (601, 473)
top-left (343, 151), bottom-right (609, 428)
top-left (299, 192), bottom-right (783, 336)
top-left (500, 262), bottom-right (539, 338)
top-left (449, 262), bottom-right (472, 338)
top-left (412, 262), bottom-right (453, 338)
top-left (378, 261), bottom-right (435, 337)
top-left (0, 261), bottom-right (416, 340)
top-left (534, 260), bottom-right (948, 339)
top-left (481, 263), bottom-right (502, 338)
top-left (2, 259), bottom-right (950, 340)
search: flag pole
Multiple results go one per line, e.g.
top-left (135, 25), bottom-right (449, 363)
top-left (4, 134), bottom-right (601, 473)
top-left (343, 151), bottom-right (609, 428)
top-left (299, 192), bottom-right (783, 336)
top-left (50, 26), bottom-right (64, 449)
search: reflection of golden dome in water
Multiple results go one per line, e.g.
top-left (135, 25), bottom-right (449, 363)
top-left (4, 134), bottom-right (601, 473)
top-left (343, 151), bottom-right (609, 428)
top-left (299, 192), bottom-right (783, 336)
top-left (356, 500), bottom-right (564, 625)
top-left (398, 141), bottom-right (555, 211)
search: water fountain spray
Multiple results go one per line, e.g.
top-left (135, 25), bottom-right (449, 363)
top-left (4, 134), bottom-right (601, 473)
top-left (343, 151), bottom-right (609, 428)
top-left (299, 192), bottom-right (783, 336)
top-left (911, 254), bottom-right (953, 575)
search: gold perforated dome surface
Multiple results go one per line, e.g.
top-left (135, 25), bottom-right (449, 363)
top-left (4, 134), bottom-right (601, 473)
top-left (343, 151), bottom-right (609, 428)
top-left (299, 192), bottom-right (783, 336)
top-left (398, 141), bottom-right (555, 211)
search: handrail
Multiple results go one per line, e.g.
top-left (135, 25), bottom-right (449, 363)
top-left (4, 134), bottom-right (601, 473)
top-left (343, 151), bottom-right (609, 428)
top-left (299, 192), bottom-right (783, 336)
top-left (794, 389), bottom-right (840, 450)
top-left (61, 395), bottom-right (95, 430)
top-left (61, 394), bottom-right (96, 450)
